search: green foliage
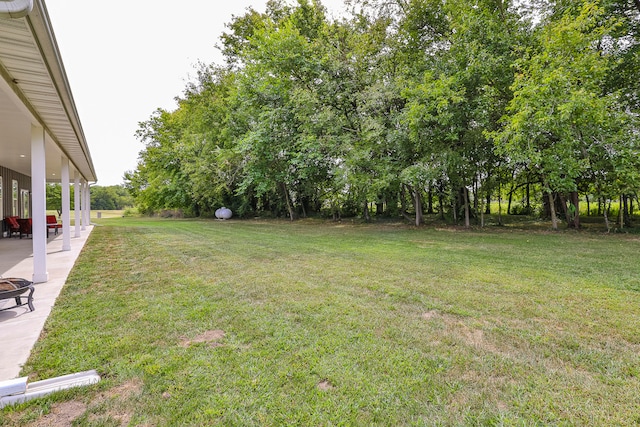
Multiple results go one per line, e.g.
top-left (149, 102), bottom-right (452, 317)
top-left (47, 184), bottom-right (133, 212)
top-left (91, 185), bottom-right (134, 210)
top-left (45, 183), bottom-right (64, 211)
top-left (124, 0), bottom-right (640, 226)
top-left (494, 1), bottom-right (640, 199)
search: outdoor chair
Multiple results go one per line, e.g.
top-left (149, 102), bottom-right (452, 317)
top-left (46, 215), bottom-right (62, 237)
top-left (17, 218), bottom-right (32, 239)
top-left (4, 217), bottom-right (20, 238)
top-left (0, 278), bottom-right (34, 312)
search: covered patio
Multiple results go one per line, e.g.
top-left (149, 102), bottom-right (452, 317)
top-left (0, 226), bottom-right (92, 380)
top-left (0, 0), bottom-right (97, 284)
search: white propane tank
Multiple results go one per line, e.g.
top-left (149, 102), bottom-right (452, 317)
top-left (215, 207), bottom-right (232, 219)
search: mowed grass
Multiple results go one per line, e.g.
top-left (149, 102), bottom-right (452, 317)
top-left (3, 218), bottom-right (640, 425)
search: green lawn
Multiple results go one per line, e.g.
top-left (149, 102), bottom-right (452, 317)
top-left (3, 218), bottom-right (640, 425)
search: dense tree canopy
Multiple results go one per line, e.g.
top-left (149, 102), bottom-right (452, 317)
top-left (125, 0), bottom-right (640, 228)
top-left (91, 185), bottom-right (135, 211)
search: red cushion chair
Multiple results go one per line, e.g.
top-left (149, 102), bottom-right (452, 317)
top-left (17, 218), bottom-right (32, 239)
top-left (46, 215), bottom-right (62, 238)
top-left (4, 216), bottom-right (20, 238)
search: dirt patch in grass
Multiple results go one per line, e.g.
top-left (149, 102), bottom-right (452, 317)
top-left (95, 378), bottom-right (143, 403)
top-left (180, 329), bottom-right (226, 348)
top-left (422, 310), bottom-right (501, 354)
top-left (8, 380), bottom-right (144, 427)
top-left (87, 378), bottom-right (144, 426)
top-left (27, 400), bottom-right (87, 427)
top-left (318, 380), bottom-right (335, 391)
top-left (422, 310), bottom-right (439, 320)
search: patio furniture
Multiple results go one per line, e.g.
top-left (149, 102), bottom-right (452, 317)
top-left (4, 217), bottom-right (20, 238)
top-left (0, 278), bottom-right (34, 312)
top-left (46, 215), bottom-right (62, 237)
top-left (17, 218), bottom-right (32, 239)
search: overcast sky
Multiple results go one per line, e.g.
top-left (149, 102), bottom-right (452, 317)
top-left (45, 0), bottom-right (348, 186)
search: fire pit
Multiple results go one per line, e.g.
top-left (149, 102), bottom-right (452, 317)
top-left (0, 278), bottom-right (34, 312)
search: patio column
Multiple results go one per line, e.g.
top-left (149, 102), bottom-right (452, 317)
top-left (31, 125), bottom-right (48, 283)
top-left (80, 180), bottom-right (86, 231)
top-left (61, 156), bottom-right (71, 251)
top-left (74, 172), bottom-right (81, 237)
top-left (85, 182), bottom-right (91, 226)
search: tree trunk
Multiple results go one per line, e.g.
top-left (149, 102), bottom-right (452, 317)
top-left (569, 191), bottom-right (580, 228)
top-left (282, 182), bottom-right (296, 221)
top-left (497, 184), bottom-right (503, 226)
top-left (363, 200), bottom-right (371, 222)
top-left (507, 182), bottom-right (514, 215)
top-left (604, 202), bottom-right (611, 232)
top-left (598, 197), bottom-right (602, 216)
top-left (484, 171), bottom-right (492, 215)
top-left (558, 193), bottom-right (570, 225)
top-left (438, 181), bottom-right (445, 220)
top-left (463, 187), bottom-right (470, 228)
top-left (427, 187), bottom-right (434, 214)
top-left (414, 187), bottom-right (423, 226)
top-left (619, 195), bottom-right (624, 230)
top-left (548, 191), bottom-right (558, 230)
top-left (473, 179), bottom-right (479, 224)
top-left (622, 194), bottom-right (631, 228)
top-left (507, 170), bottom-right (516, 214)
top-left (586, 195), bottom-right (590, 216)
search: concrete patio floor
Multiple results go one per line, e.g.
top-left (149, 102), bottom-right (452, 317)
top-left (0, 227), bottom-right (93, 380)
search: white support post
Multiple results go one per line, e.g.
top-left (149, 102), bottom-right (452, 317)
top-left (80, 180), bottom-right (86, 231)
top-left (74, 172), bottom-right (81, 237)
top-left (61, 157), bottom-right (71, 251)
top-left (31, 125), bottom-right (48, 283)
top-left (85, 183), bottom-right (91, 225)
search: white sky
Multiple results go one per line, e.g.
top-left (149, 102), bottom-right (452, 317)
top-left (45, 0), bottom-right (348, 186)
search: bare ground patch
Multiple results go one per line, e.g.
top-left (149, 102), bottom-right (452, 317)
top-left (93, 378), bottom-right (143, 404)
top-left (318, 379), bottom-right (335, 391)
top-left (422, 310), bottom-right (513, 356)
top-left (421, 310), bottom-right (441, 320)
top-left (180, 329), bottom-right (226, 348)
top-left (27, 400), bottom-right (87, 427)
top-left (86, 378), bottom-right (144, 426)
top-left (6, 379), bottom-right (144, 427)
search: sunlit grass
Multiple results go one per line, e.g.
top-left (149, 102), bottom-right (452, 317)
top-left (3, 218), bottom-right (640, 425)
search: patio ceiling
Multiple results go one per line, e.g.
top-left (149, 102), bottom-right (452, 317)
top-left (0, 0), bottom-right (96, 183)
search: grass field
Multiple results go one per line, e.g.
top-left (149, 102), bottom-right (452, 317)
top-left (2, 217), bottom-right (640, 425)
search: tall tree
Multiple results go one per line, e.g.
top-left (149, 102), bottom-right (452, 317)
top-left (126, 108), bottom-right (196, 214)
top-left (403, 0), bottom-right (526, 226)
top-left (494, 1), bottom-right (639, 229)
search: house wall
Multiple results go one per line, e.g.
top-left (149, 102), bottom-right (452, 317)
top-left (0, 165), bottom-right (31, 236)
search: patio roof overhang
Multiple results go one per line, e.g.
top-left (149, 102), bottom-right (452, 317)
top-left (0, 0), bottom-right (96, 183)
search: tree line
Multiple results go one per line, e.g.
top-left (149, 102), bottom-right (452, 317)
top-left (46, 184), bottom-right (133, 212)
top-left (124, 0), bottom-right (640, 229)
